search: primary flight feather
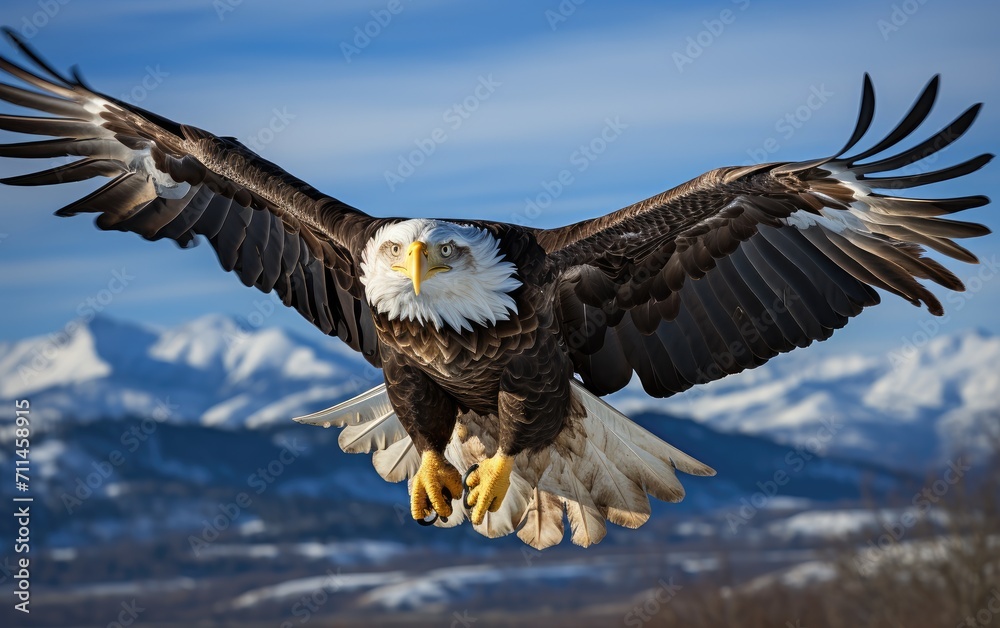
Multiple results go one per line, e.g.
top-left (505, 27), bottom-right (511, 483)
top-left (0, 28), bottom-right (991, 548)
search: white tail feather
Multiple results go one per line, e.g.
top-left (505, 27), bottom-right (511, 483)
top-left (292, 384), bottom-right (391, 428)
top-left (338, 408), bottom-right (405, 453)
top-left (517, 484), bottom-right (565, 550)
top-left (570, 381), bottom-right (715, 477)
top-left (556, 455), bottom-right (607, 547)
top-left (293, 380), bottom-right (714, 549)
top-left (579, 438), bottom-right (650, 528)
top-left (372, 437), bottom-right (419, 483)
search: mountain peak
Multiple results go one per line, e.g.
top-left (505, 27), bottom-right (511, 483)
top-left (177, 312), bottom-right (245, 333)
top-left (0, 318), bottom-right (110, 399)
top-left (611, 326), bottom-right (999, 473)
top-left (0, 313), bottom-right (367, 427)
top-left (84, 311), bottom-right (158, 340)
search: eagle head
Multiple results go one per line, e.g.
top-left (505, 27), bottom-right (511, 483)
top-left (359, 219), bottom-right (521, 332)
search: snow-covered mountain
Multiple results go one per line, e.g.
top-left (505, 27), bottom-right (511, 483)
top-left (2, 314), bottom-right (991, 622)
top-left (612, 328), bottom-right (1000, 472)
top-left (1, 314), bottom-right (997, 471)
top-left (0, 314), bottom-right (375, 428)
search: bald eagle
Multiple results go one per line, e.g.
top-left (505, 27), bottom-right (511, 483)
top-left (0, 29), bottom-right (992, 548)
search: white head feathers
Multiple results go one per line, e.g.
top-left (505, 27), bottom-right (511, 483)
top-left (359, 219), bottom-right (521, 333)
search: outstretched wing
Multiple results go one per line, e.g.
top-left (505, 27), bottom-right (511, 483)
top-left (538, 74), bottom-right (992, 397)
top-left (0, 29), bottom-right (382, 365)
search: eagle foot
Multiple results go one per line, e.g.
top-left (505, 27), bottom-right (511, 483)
top-left (463, 453), bottom-right (514, 525)
top-left (415, 487), bottom-right (453, 526)
top-left (411, 450), bottom-right (463, 524)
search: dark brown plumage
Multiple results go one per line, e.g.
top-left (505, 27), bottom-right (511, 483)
top-left (536, 75), bottom-right (991, 398)
top-left (376, 242), bottom-right (571, 456)
top-left (0, 29), bottom-right (991, 547)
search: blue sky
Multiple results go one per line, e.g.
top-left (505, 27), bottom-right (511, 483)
top-left (0, 0), bottom-right (997, 357)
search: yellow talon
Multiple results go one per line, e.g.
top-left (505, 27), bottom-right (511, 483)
top-left (410, 450), bottom-right (463, 521)
top-left (464, 453), bottom-right (514, 525)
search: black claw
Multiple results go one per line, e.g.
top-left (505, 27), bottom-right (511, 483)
top-left (462, 463), bottom-right (479, 510)
top-left (415, 487), bottom-right (455, 527)
top-left (462, 463), bottom-right (479, 489)
top-left (440, 487), bottom-right (452, 524)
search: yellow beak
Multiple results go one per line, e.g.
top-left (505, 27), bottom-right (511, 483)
top-left (403, 241), bottom-right (428, 295)
top-left (392, 241), bottom-right (450, 295)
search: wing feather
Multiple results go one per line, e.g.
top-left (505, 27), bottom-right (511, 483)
top-left (543, 74), bottom-right (990, 397)
top-left (0, 29), bottom-right (381, 363)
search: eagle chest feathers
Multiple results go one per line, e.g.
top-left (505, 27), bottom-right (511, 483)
top-left (376, 307), bottom-right (543, 379)
top-left (359, 219), bottom-right (557, 392)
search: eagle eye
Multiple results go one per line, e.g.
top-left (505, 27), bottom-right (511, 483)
top-left (440, 243), bottom-right (454, 258)
top-left (389, 243), bottom-right (401, 256)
